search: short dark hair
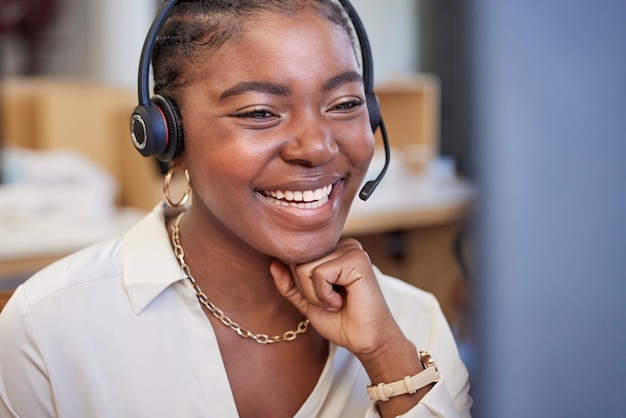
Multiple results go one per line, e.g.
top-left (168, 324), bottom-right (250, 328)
top-left (152, 0), bottom-right (355, 101)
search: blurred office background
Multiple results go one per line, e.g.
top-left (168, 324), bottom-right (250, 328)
top-left (2, 0), bottom-right (626, 416)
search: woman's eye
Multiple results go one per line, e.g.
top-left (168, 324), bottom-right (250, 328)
top-left (235, 108), bottom-right (276, 120)
top-left (330, 99), bottom-right (364, 112)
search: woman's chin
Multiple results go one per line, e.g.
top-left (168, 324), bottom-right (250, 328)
top-left (274, 238), bottom-right (340, 265)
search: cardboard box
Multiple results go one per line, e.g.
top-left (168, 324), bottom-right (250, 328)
top-left (1, 78), bottom-right (161, 210)
top-left (374, 74), bottom-right (440, 172)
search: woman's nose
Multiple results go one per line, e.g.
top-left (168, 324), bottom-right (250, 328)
top-left (280, 110), bottom-right (339, 167)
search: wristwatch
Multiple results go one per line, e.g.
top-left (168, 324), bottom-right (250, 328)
top-left (367, 350), bottom-right (441, 402)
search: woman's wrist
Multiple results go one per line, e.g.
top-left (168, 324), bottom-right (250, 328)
top-left (367, 351), bottom-right (440, 402)
top-left (358, 336), bottom-right (436, 417)
top-left (357, 334), bottom-right (422, 388)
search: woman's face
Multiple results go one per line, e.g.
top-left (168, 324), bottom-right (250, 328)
top-left (178, 9), bottom-right (375, 264)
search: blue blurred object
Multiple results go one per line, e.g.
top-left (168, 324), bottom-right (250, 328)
top-left (471, 1), bottom-right (626, 417)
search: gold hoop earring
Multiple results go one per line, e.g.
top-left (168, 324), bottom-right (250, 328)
top-left (163, 168), bottom-right (191, 208)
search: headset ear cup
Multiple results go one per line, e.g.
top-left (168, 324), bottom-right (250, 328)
top-left (130, 103), bottom-right (166, 158)
top-left (130, 97), bottom-right (174, 159)
top-left (151, 95), bottom-right (184, 161)
top-left (366, 91), bottom-right (382, 132)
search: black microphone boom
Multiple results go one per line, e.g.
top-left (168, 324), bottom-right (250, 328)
top-left (359, 118), bottom-right (390, 201)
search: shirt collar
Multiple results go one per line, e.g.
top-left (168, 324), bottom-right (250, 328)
top-left (123, 203), bottom-right (186, 314)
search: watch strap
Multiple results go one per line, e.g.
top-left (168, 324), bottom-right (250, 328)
top-left (366, 351), bottom-right (441, 402)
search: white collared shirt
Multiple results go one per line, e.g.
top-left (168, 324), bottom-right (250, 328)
top-left (0, 204), bottom-right (471, 417)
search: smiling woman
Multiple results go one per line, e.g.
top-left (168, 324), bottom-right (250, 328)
top-left (0, 1), bottom-right (471, 417)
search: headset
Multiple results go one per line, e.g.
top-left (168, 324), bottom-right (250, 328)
top-left (130, 0), bottom-right (390, 201)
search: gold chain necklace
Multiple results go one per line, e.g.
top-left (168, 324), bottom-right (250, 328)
top-left (171, 212), bottom-right (310, 344)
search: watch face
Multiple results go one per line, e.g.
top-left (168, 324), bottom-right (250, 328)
top-left (419, 351), bottom-right (436, 369)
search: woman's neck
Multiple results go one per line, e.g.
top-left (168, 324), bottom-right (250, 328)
top-left (168, 208), bottom-right (293, 316)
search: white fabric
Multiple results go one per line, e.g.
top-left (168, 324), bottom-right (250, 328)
top-left (0, 204), bottom-right (472, 418)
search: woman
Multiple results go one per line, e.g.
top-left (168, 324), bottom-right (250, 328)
top-left (0, 1), bottom-right (471, 417)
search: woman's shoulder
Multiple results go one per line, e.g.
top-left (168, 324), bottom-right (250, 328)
top-left (19, 204), bottom-right (169, 309)
top-left (20, 237), bottom-right (124, 308)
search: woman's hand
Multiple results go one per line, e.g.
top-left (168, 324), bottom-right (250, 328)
top-left (270, 238), bottom-right (402, 356)
top-left (271, 238), bottom-right (429, 416)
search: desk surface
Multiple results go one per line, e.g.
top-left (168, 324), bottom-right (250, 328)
top-left (0, 154), bottom-right (473, 284)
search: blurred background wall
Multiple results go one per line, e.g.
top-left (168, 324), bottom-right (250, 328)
top-left (1, 1), bottom-right (418, 87)
top-left (0, 0), bottom-right (155, 86)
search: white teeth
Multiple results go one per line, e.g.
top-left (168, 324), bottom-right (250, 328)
top-left (262, 184), bottom-right (333, 208)
top-left (265, 195), bottom-right (329, 209)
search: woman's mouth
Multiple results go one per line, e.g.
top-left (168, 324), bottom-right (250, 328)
top-left (260, 184), bottom-right (333, 209)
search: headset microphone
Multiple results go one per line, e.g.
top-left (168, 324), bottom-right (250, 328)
top-left (337, 0), bottom-right (391, 201)
top-left (131, 0), bottom-right (390, 200)
top-left (358, 118), bottom-right (390, 200)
